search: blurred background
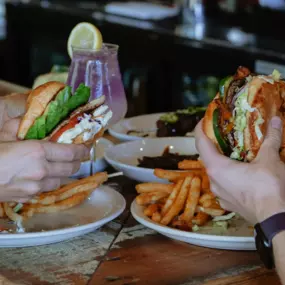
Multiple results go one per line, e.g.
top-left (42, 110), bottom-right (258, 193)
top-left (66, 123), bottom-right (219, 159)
top-left (1, 0), bottom-right (285, 116)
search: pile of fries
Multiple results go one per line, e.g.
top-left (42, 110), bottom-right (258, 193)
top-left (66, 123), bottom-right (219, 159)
top-left (0, 172), bottom-right (108, 225)
top-left (135, 159), bottom-right (226, 231)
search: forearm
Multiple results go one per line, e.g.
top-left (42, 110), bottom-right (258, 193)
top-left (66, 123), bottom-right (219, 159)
top-left (273, 232), bottom-right (285, 284)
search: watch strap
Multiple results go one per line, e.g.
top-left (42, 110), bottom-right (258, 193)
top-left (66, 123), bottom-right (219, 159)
top-left (259, 212), bottom-right (285, 246)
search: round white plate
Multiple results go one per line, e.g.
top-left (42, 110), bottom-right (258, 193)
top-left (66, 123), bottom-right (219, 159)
top-left (109, 113), bottom-right (162, 142)
top-left (0, 185), bottom-right (126, 247)
top-left (104, 137), bottom-right (198, 182)
top-left (131, 201), bottom-right (255, 251)
top-left (109, 113), bottom-right (195, 142)
top-left (71, 138), bottom-right (114, 178)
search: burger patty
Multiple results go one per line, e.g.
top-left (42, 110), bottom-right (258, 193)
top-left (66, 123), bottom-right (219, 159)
top-left (225, 78), bottom-right (246, 110)
top-left (216, 67), bottom-right (251, 154)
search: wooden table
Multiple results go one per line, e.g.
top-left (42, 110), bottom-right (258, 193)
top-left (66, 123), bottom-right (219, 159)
top-left (0, 82), bottom-right (281, 284)
top-left (0, 172), bottom-right (281, 285)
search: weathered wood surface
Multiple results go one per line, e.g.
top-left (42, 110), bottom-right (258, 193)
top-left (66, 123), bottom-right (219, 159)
top-left (89, 215), bottom-right (281, 285)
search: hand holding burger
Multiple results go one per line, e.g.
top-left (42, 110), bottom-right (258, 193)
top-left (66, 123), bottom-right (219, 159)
top-left (196, 117), bottom-right (285, 224)
top-left (0, 81), bottom-right (112, 201)
top-left (198, 67), bottom-right (285, 281)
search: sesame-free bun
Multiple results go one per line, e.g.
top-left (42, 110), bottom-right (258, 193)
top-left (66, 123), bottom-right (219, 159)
top-left (244, 76), bottom-right (285, 161)
top-left (17, 81), bottom-right (65, 139)
top-left (202, 94), bottom-right (222, 153)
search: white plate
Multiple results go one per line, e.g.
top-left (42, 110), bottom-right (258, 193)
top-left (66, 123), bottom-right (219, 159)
top-left (109, 113), bottom-right (163, 142)
top-left (109, 113), bottom-right (196, 142)
top-left (131, 201), bottom-right (255, 251)
top-left (104, 137), bottom-right (197, 182)
top-left (71, 138), bottom-right (114, 178)
top-left (0, 185), bottom-right (126, 247)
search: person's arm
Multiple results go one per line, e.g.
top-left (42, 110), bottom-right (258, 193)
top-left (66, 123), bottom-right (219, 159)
top-left (273, 232), bottom-right (285, 284)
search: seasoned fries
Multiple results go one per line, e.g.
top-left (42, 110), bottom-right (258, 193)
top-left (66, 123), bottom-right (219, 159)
top-left (161, 180), bottom-right (183, 216)
top-left (136, 183), bottom-right (174, 194)
top-left (1, 172), bottom-right (108, 225)
top-left (178, 159), bottom-right (204, 170)
top-left (135, 166), bottom-right (229, 232)
top-left (181, 176), bottom-right (201, 223)
top-left (160, 177), bottom-right (192, 225)
top-left (154, 168), bottom-right (205, 181)
top-left (136, 192), bottom-right (168, 205)
top-left (192, 212), bottom-right (210, 226)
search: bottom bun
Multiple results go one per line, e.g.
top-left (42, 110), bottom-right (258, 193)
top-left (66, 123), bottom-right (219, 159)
top-left (202, 99), bottom-right (223, 154)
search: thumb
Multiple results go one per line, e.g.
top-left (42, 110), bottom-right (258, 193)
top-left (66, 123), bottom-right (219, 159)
top-left (0, 118), bottom-right (21, 142)
top-left (0, 99), bottom-right (9, 130)
top-left (256, 116), bottom-right (282, 161)
top-left (195, 120), bottom-right (231, 170)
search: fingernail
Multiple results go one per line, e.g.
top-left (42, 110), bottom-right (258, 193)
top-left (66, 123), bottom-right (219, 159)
top-left (271, 117), bottom-right (282, 130)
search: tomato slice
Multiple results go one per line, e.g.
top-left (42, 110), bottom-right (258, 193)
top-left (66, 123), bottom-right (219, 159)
top-left (50, 112), bottom-right (85, 142)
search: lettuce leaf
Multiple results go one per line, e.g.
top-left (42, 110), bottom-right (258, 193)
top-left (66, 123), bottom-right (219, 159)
top-left (24, 84), bottom-right (90, 140)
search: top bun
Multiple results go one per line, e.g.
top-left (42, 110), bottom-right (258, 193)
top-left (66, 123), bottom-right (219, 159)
top-left (17, 81), bottom-right (65, 139)
top-left (244, 76), bottom-right (285, 161)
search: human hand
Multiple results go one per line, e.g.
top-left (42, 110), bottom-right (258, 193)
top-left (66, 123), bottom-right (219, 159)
top-left (0, 117), bottom-right (21, 141)
top-left (195, 117), bottom-right (285, 224)
top-left (0, 140), bottom-right (89, 202)
top-left (0, 96), bottom-right (24, 141)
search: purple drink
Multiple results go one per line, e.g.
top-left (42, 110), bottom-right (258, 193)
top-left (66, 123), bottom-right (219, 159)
top-left (67, 44), bottom-right (127, 125)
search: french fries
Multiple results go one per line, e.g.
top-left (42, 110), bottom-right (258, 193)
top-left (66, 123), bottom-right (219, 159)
top-left (178, 159), bottom-right (204, 170)
top-left (1, 172), bottom-right (108, 224)
top-left (136, 191), bottom-right (169, 205)
top-left (135, 165), bottom-right (228, 232)
top-left (160, 177), bottom-right (192, 226)
top-left (192, 212), bottom-right (210, 226)
top-left (181, 176), bottom-right (201, 223)
top-left (136, 183), bottom-right (174, 194)
top-left (154, 169), bottom-right (205, 182)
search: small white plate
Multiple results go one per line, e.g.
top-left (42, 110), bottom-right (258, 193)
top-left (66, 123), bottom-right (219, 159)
top-left (72, 138), bottom-right (114, 178)
top-left (109, 113), bottom-right (163, 142)
top-left (104, 137), bottom-right (197, 182)
top-left (131, 201), bottom-right (255, 251)
top-left (0, 185), bottom-right (126, 247)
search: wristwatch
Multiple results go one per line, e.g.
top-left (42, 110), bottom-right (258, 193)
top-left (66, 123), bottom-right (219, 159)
top-left (254, 212), bottom-right (285, 269)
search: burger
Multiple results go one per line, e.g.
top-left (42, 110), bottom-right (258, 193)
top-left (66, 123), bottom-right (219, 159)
top-left (203, 66), bottom-right (285, 162)
top-left (17, 81), bottom-right (112, 145)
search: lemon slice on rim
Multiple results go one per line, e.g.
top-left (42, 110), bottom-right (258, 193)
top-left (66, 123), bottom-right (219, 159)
top-left (67, 22), bottom-right (103, 58)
